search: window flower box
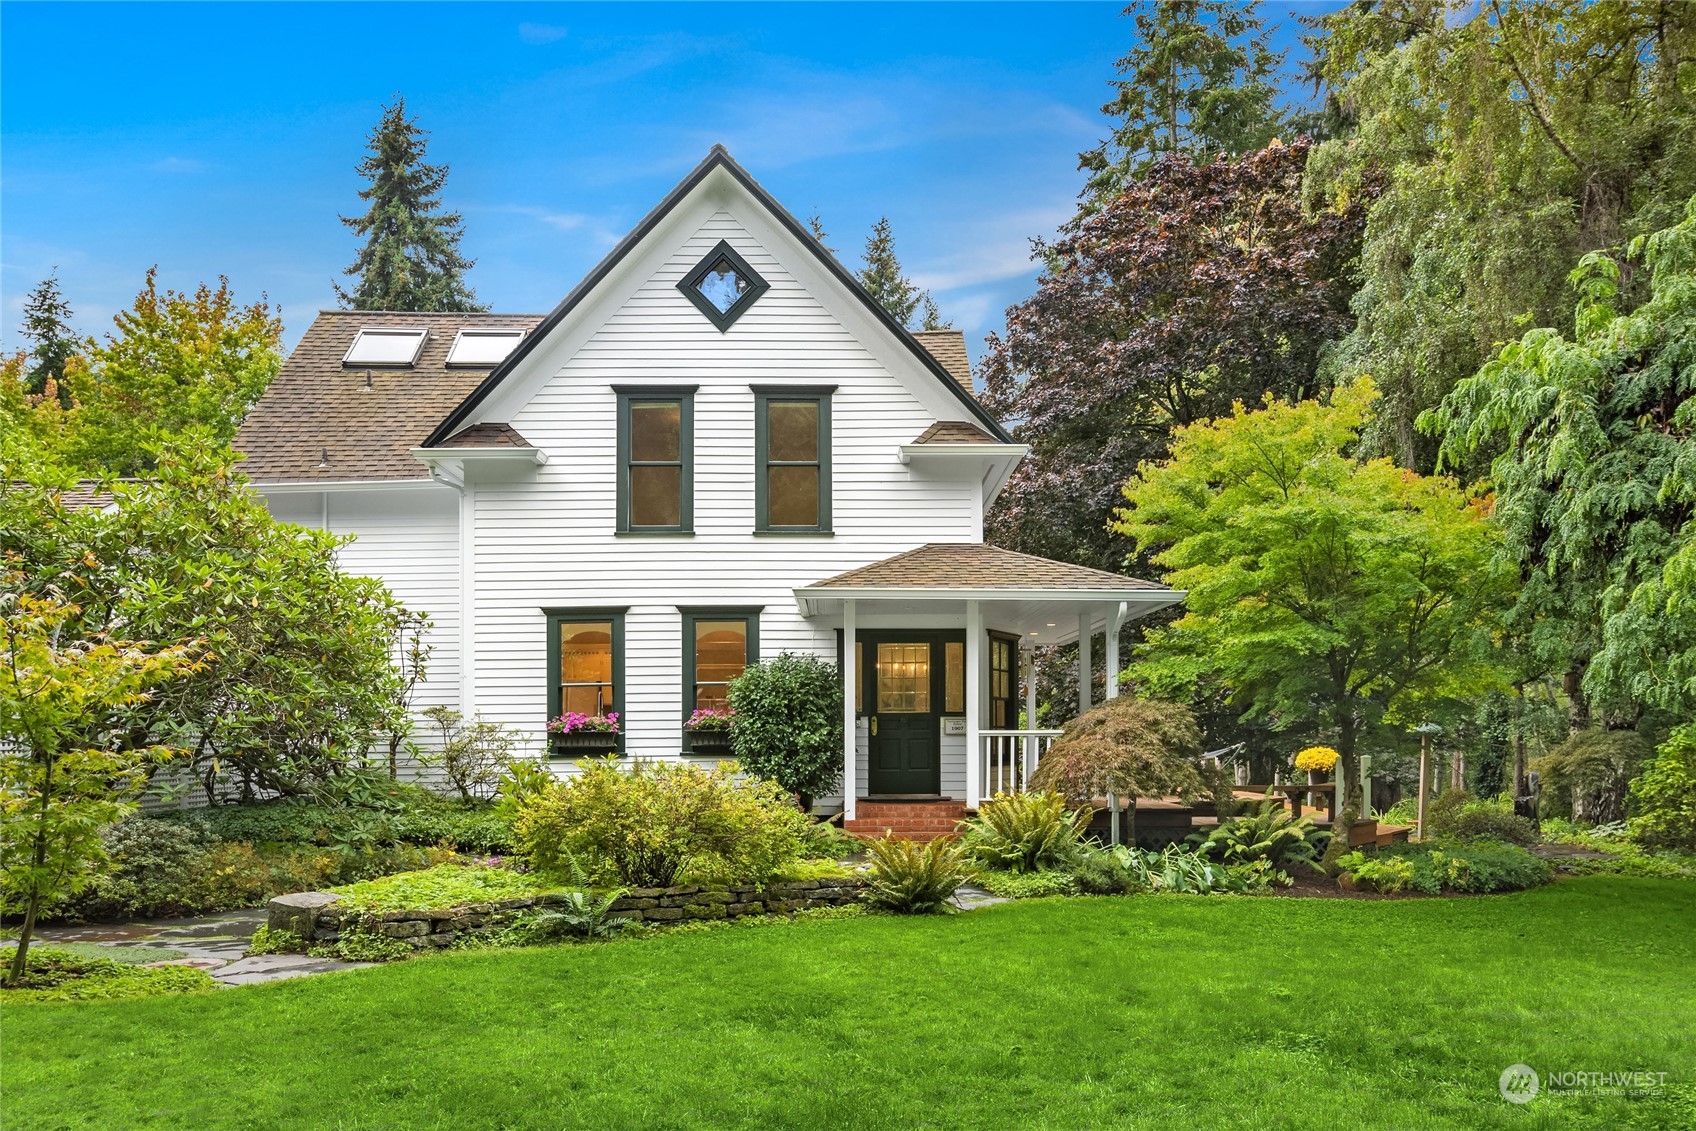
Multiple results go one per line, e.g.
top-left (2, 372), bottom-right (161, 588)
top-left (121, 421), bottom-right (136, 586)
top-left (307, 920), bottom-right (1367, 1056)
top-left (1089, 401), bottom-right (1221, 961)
top-left (683, 708), bottom-right (735, 755)
top-left (547, 711), bottom-right (620, 756)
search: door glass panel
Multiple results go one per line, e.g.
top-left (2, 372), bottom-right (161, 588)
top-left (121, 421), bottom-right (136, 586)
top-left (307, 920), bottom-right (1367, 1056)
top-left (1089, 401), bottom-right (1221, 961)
top-left (693, 620), bottom-right (748, 710)
top-left (944, 642), bottom-right (964, 713)
top-left (877, 643), bottom-right (931, 713)
top-left (855, 641), bottom-right (863, 712)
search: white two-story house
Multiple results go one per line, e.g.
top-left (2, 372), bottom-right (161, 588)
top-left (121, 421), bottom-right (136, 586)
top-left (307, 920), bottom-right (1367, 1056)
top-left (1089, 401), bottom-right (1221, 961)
top-left (234, 147), bottom-right (1182, 836)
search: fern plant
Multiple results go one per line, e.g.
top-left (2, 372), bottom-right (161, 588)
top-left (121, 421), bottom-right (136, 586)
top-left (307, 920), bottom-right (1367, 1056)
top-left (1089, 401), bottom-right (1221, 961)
top-left (528, 851), bottom-right (631, 940)
top-left (960, 791), bottom-right (1091, 873)
top-left (863, 836), bottom-right (970, 914)
top-left (1191, 802), bottom-right (1323, 872)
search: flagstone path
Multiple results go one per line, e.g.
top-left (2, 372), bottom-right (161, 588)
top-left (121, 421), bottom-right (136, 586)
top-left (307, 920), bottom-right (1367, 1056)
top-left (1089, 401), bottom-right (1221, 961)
top-left (31, 908), bottom-right (375, 986)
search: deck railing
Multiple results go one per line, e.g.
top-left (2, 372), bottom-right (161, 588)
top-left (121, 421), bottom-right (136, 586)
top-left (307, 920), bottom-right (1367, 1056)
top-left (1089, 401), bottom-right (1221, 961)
top-left (979, 729), bottom-right (1064, 798)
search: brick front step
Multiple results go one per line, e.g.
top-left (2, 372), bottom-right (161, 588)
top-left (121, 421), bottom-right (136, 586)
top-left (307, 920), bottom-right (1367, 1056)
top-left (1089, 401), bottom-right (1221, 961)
top-left (845, 800), bottom-right (969, 843)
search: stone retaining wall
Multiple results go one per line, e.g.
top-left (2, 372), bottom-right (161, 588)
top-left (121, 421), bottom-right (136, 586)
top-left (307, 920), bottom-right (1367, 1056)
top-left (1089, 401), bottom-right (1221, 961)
top-left (268, 878), bottom-right (865, 949)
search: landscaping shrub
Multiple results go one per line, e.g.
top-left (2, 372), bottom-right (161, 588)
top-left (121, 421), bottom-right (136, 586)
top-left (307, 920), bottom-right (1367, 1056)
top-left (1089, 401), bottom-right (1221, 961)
top-left (974, 870), bottom-right (1079, 899)
top-left (1630, 726), bottom-right (1696, 852)
top-left (1338, 841), bottom-right (1551, 894)
top-left (862, 836), bottom-right (969, 914)
top-left (726, 653), bottom-right (844, 812)
top-left (1534, 730), bottom-right (1653, 824)
top-left (1069, 845), bottom-right (1149, 894)
top-left (1114, 844), bottom-right (1277, 895)
top-left (156, 790), bottom-right (515, 855)
top-left (960, 791), bottom-right (1090, 873)
top-left (54, 817), bottom-right (215, 921)
top-left (416, 707), bottom-right (514, 801)
top-left (800, 820), bottom-right (864, 860)
top-left (0, 948), bottom-right (215, 1004)
top-left (513, 758), bottom-right (810, 888)
top-left (1192, 802), bottom-right (1324, 872)
top-left (1424, 790), bottom-right (1537, 846)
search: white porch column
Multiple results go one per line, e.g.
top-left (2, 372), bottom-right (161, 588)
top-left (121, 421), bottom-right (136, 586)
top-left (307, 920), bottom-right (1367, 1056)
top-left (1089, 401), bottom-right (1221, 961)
top-left (965, 599), bottom-right (983, 808)
top-left (1076, 608), bottom-right (1093, 715)
top-left (1104, 601), bottom-right (1125, 700)
top-left (1023, 644), bottom-right (1038, 730)
top-left (842, 599), bottom-right (857, 822)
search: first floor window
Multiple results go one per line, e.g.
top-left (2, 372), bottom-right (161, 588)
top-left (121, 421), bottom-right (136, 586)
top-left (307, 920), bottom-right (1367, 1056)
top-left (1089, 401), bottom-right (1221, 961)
top-left (681, 608), bottom-right (761, 715)
top-left (545, 609), bottom-right (626, 744)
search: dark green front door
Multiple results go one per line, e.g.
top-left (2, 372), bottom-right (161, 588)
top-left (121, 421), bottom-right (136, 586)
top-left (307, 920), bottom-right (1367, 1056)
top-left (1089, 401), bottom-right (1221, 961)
top-left (867, 639), bottom-right (940, 795)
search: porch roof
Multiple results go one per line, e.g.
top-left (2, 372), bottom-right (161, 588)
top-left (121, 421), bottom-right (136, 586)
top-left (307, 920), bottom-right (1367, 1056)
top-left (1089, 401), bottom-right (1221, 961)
top-left (794, 543), bottom-right (1183, 643)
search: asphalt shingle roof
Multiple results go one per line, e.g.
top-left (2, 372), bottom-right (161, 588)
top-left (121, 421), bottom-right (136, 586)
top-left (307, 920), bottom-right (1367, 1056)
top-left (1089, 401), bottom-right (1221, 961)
top-left (911, 421), bottom-right (1003, 445)
top-left (234, 310), bottom-right (545, 483)
top-left (806, 543), bottom-right (1170, 592)
top-left (910, 330), bottom-right (972, 392)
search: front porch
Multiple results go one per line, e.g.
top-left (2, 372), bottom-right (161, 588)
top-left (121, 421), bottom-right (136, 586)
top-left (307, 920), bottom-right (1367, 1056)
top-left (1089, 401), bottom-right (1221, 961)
top-left (793, 543), bottom-right (1186, 831)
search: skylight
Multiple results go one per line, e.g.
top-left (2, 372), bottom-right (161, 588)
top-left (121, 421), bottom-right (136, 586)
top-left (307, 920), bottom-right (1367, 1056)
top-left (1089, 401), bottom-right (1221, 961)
top-left (446, 328), bottom-right (526, 367)
top-left (344, 328), bottom-right (428, 367)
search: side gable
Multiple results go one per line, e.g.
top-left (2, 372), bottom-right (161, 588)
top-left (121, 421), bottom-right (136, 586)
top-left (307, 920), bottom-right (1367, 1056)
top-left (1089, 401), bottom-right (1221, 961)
top-left (423, 146), bottom-right (1009, 446)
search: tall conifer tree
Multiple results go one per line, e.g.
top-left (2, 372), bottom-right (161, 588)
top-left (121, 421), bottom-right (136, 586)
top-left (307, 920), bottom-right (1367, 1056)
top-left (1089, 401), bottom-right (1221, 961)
top-left (1080, 0), bottom-right (1288, 204)
top-left (856, 217), bottom-right (950, 330)
top-left (19, 272), bottom-right (80, 404)
top-left (337, 97), bottom-right (485, 312)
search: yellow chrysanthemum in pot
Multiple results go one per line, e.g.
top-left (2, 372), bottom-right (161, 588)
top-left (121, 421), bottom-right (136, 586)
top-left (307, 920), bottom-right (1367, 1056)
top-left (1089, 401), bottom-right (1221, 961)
top-left (1294, 746), bottom-right (1340, 773)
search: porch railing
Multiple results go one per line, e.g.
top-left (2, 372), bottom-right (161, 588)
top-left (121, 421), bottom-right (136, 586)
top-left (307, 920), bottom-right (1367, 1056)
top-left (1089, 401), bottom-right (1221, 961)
top-left (979, 729), bottom-right (1064, 798)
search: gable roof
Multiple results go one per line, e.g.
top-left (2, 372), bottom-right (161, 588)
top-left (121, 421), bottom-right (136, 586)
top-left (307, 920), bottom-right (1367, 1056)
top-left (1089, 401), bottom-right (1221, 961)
top-left (234, 310), bottom-right (545, 483)
top-left (421, 145), bottom-right (1012, 446)
top-left (804, 543), bottom-right (1171, 593)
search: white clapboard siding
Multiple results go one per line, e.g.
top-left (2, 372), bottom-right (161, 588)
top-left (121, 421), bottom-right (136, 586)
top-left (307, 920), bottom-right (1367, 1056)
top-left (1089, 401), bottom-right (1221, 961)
top-left (470, 207), bottom-right (980, 779)
top-left (261, 486), bottom-right (463, 776)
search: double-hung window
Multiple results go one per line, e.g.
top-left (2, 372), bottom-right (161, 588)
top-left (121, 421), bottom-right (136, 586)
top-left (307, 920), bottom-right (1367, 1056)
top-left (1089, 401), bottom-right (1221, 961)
top-left (616, 386), bottom-right (695, 533)
top-left (544, 608), bottom-right (626, 751)
top-left (680, 608), bottom-right (761, 715)
top-left (752, 385), bottom-right (833, 533)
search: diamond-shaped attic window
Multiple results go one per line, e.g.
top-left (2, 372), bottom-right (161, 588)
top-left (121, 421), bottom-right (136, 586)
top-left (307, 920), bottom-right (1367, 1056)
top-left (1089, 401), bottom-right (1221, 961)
top-left (678, 240), bottom-right (769, 331)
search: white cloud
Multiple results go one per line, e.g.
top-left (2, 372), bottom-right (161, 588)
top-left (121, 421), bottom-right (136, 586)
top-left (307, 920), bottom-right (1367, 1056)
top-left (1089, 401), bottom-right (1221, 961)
top-left (912, 206), bottom-right (1071, 292)
top-left (518, 22), bottom-right (568, 45)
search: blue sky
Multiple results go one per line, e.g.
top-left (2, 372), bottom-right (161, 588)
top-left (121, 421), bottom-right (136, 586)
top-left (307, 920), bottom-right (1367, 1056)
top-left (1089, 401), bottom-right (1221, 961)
top-left (1, 2), bottom-right (1328, 361)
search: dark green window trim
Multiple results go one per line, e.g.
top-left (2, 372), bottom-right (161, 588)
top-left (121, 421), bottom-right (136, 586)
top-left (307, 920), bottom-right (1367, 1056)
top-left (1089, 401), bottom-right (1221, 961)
top-left (615, 386), bottom-right (696, 534)
top-left (677, 240), bottom-right (771, 332)
top-left (679, 606), bottom-right (762, 744)
top-left (543, 607), bottom-right (627, 756)
top-left (752, 384), bottom-right (833, 534)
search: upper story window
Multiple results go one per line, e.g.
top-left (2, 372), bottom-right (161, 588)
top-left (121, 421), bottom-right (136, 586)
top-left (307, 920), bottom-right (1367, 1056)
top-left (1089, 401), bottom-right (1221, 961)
top-left (752, 385), bottom-right (833, 533)
top-left (343, 327), bottom-right (427, 367)
top-left (615, 386), bottom-right (695, 534)
top-left (677, 240), bottom-right (769, 332)
top-left (446, 328), bottom-right (524, 367)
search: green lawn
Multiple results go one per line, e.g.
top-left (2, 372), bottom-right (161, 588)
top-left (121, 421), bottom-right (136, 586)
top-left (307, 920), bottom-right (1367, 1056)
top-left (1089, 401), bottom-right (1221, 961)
top-left (6, 877), bottom-right (1693, 1130)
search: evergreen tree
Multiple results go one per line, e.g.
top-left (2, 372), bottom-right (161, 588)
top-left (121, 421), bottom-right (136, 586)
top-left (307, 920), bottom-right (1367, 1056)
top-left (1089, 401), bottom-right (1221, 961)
top-left (856, 217), bottom-right (949, 330)
top-left (807, 214), bottom-right (835, 255)
top-left (1080, 0), bottom-right (1289, 205)
top-left (19, 272), bottom-right (80, 404)
top-left (337, 97), bottom-right (485, 312)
